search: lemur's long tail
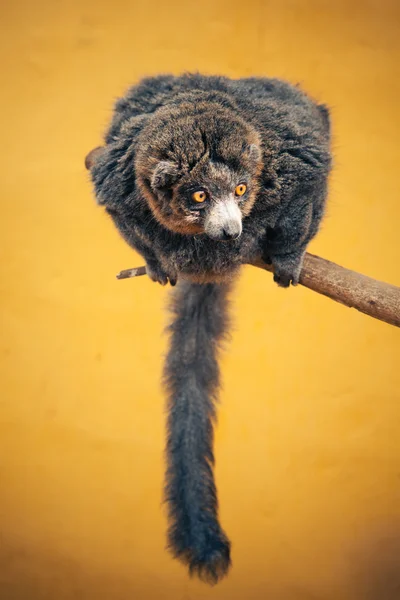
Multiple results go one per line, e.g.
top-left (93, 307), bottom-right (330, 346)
top-left (163, 281), bottom-right (232, 584)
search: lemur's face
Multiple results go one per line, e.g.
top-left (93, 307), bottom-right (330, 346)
top-left (136, 104), bottom-right (263, 240)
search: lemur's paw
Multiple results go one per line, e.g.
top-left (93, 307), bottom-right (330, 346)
top-left (146, 260), bottom-right (177, 287)
top-left (272, 253), bottom-right (304, 288)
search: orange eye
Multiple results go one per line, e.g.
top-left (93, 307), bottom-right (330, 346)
top-left (235, 184), bottom-right (247, 196)
top-left (192, 190), bottom-right (207, 203)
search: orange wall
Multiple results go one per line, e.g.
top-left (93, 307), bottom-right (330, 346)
top-left (1, 1), bottom-right (400, 598)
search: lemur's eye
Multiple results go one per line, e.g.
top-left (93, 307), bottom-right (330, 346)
top-left (192, 190), bottom-right (207, 203)
top-left (235, 184), bottom-right (247, 197)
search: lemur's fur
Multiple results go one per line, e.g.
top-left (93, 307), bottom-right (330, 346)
top-left (88, 73), bottom-right (331, 584)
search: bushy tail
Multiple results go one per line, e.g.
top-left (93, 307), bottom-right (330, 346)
top-left (163, 281), bottom-right (232, 584)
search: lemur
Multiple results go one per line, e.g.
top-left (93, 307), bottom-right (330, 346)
top-left (86, 73), bottom-right (331, 584)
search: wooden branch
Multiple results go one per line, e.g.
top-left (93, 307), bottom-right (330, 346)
top-left (116, 254), bottom-right (400, 328)
top-left (250, 254), bottom-right (400, 328)
top-left (116, 266), bottom-right (147, 279)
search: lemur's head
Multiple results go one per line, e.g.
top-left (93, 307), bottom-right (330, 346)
top-left (86, 97), bottom-right (263, 241)
top-left (135, 100), bottom-right (263, 240)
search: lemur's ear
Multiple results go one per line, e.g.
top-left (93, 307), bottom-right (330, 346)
top-left (248, 143), bottom-right (262, 163)
top-left (151, 161), bottom-right (180, 191)
top-left (85, 146), bottom-right (106, 170)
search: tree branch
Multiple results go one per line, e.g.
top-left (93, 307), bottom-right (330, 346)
top-left (116, 254), bottom-right (400, 328)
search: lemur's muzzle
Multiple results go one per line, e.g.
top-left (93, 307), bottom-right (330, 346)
top-left (204, 197), bottom-right (242, 241)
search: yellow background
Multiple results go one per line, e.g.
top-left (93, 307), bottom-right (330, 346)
top-left (1, 0), bottom-right (400, 598)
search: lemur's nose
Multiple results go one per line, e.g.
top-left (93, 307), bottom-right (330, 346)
top-left (222, 227), bottom-right (241, 240)
top-left (204, 196), bottom-right (243, 241)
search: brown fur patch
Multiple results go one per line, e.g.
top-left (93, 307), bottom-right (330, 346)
top-left (84, 146), bottom-right (105, 170)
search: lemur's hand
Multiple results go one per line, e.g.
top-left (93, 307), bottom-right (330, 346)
top-left (268, 251), bottom-right (305, 288)
top-left (146, 259), bottom-right (178, 287)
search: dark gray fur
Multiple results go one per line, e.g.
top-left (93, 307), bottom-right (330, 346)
top-left (88, 73), bottom-right (331, 583)
top-left (164, 281), bottom-right (231, 583)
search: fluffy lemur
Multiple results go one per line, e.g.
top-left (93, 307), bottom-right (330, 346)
top-left (87, 73), bottom-right (331, 584)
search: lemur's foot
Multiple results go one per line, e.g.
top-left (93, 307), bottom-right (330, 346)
top-left (271, 252), bottom-right (304, 288)
top-left (146, 260), bottom-right (177, 287)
